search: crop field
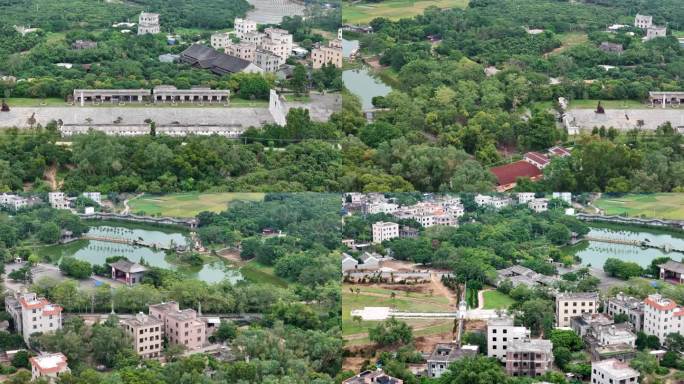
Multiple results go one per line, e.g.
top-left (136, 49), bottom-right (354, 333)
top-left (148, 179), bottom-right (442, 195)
top-left (128, 192), bottom-right (265, 217)
top-left (594, 194), bottom-right (684, 220)
top-left (343, 0), bottom-right (469, 24)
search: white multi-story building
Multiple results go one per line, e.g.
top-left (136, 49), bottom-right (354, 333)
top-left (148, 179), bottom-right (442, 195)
top-left (225, 41), bottom-right (256, 61)
top-left (475, 194), bottom-right (513, 210)
top-left (48, 192), bottom-right (70, 210)
top-left (5, 292), bottom-right (63, 343)
top-left (517, 193), bottom-right (536, 205)
top-left (211, 32), bottom-right (232, 49)
top-left (591, 359), bottom-right (639, 384)
top-left (634, 14), bottom-right (653, 29)
top-left (643, 293), bottom-right (684, 344)
top-left (262, 28), bottom-right (293, 64)
top-left (372, 221), bottom-right (399, 244)
top-left (138, 12), bottom-right (160, 35)
top-left (552, 192), bottom-right (572, 204)
top-left (487, 316), bottom-right (531, 361)
top-left (606, 293), bottom-right (645, 332)
top-left (556, 292), bottom-right (599, 328)
top-left (597, 324), bottom-right (637, 348)
top-left (242, 31), bottom-right (263, 46)
top-left (367, 201), bottom-right (399, 215)
top-left (30, 353), bottom-right (69, 382)
top-left (254, 49), bottom-right (282, 72)
top-left (312, 39), bottom-right (343, 69)
top-left (82, 192), bottom-right (101, 205)
top-left (528, 198), bottom-right (549, 213)
top-left (234, 18), bottom-right (257, 39)
top-left (0, 194), bottom-right (29, 210)
top-left (392, 201), bottom-right (461, 228)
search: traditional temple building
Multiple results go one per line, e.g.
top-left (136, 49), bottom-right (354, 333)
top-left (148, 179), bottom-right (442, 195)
top-left (110, 259), bottom-right (148, 285)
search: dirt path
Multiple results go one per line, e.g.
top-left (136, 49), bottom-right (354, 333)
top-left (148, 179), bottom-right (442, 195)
top-left (477, 289), bottom-right (492, 309)
top-left (122, 193), bottom-right (144, 214)
top-left (430, 272), bottom-right (456, 307)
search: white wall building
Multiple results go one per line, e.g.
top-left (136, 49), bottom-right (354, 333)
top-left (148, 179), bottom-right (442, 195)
top-left (367, 201), bottom-right (399, 215)
top-left (591, 359), bottom-right (639, 384)
top-left (225, 41), bottom-right (256, 61)
top-left (254, 49), bottom-right (282, 72)
top-left (528, 198), bottom-right (549, 213)
top-left (48, 192), bottom-right (70, 210)
top-left (517, 193), bottom-right (536, 205)
top-left (138, 12), bottom-right (160, 35)
top-left (82, 192), bottom-right (101, 205)
top-left (643, 293), bottom-right (684, 344)
top-left (372, 221), bottom-right (399, 244)
top-left (634, 14), bottom-right (653, 29)
top-left (646, 26), bottom-right (667, 40)
top-left (552, 192), bottom-right (572, 204)
top-left (487, 316), bottom-right (531, 361)
top-left (234, 18), bottom-right (257, 39)
top-left (556, 292), bottom-right (599, 328)
top-left (211, 32), bottom-right (232, 49)
top-left (6, 292), bottom-right (63, 344)
top-left (30, 353), bottom-right (70, 382)
top-left (0, 194), bottom-right (28, 210)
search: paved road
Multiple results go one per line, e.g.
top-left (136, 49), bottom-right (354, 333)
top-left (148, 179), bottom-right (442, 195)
top-left (351, 307), bottom-right (498, 321)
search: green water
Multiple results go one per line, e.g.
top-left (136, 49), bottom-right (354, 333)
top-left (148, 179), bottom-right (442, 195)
top-left (564, 225), bottom-right (684, 268)
top-left (38, 225), bottom-right (241, 284)
top-left (342, 67), bottom-right (392, 110)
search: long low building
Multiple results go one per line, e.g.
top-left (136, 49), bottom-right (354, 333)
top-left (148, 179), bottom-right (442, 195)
top-left (649, 91), bottom-right (684, 108)
top-left (73, 89), bottom-right (151, 105)
top-left (60, 124), bottom-right (243, 138)
top-left (152, 86), bottom-right (230, 104)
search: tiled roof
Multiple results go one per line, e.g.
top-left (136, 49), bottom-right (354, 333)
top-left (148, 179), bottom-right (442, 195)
top-left (489, 161), bottom-right (543, 186)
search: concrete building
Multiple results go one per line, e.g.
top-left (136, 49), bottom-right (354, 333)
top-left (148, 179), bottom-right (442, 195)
top-left (262, 28), bottom-right (293, 63)
top-left (341, 253), bottom-right (358, 272)
top-left (646, 26), bottom-right (667, 40)
top-left (234, 18), bottom-right (257, 39)
top-left (48, 192), bottom-right (70, 210)
top-left (121, 312), bottom-right (163, 359)
top-left (149, 302), bottom-right (206, 350)
top-left (426, 343), bottom-right (478, 378)
top-left (343, 369), bottom-right (403, 384)
top-left (225, 41), bottom-right (256, 61)
top-left (367, 201), bottom-right (399, 215)
top-left (571, 313), bottom-right (614, 338)
top-left (71, 40), bottom-right (97, 50)
top-left (254, 49), bottom-right (282, 72)
top-left (110, 259), bottom-right (148, 285)
top-left (591, 359), bottom-right (639, 384)
top-left (5, 292), bottom-right (62, 343)
top-left (634, 14), bottom-right (653, 29)
top-left (82, 192), bottom-right (101, 205)
top-left (524, 152), bottom-right (551, 169)
top-left (552, 192), bottom-right (572, 204)
top-left (138, 12), bottom-right (160, 35)
top-left (152, 85), bottom-right (230, 104)
top-left (648, 91), bottom-right (684, 109)
top-left (372, 221), bottom-right (399, 244)
top-left (528, 198), bottom-right (549, 213)
top-left (517, 193), bottom-right (536, 205)
top-left (599, 42), bottom-right (623, 53)
top-left (606, 293), bottom-right (645, 331)
top-left (556, 292), bottom-right (599, 327)
top-left (399, 226), bottom-right (419, 239)
top-left (505, 338), bottom-right (553, 377)
top-left (30, 353), bottom-right (69, 382)
top-left (487, 316), bottom-right (531, 361)
top-left (311, 39), bottom-right (343, 68)
top-left (211, 32), bottom-right (232, 49)
top-left (73, 89), bottom-right (151, 105)
top-left (0, 194), bottom-right (29, 210)
top-left (643, 293), bottom-right (684, 344)
top-left (475, 194), bottom-right (513, 210)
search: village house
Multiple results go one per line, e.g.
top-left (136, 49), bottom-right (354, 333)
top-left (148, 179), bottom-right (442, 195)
top-left (426, 343), bottom-right (478, 378)
top-left (605, 293), bottom-right (645, 331)
top-left (634, 14), bottom-right (653, 29)
top-left (342, 369), bottom-right (403, 384)
top-left (475, 194), bottom-right (513, 210)
top-left (571, 313), bottom-right (637, 361)
top-left (138, 12), bottom-right (160, 35)
top-left (48, 192), bottom-right (70, 210)
top-left (341, 253), bottom-right (358, 272)
top-left (311, 38), bottom-right (343, 68)
top-left (487, 315), bottom-right (531, 361)
top-left (180, 44), bottom-right (263, 75)
top-left (643, 293), bottom-right (684, 344)
top-left (71, 40), bottom-right (97, 50)
top-left (527, 198), bottom-right (549, 213)
top-left (5, 292), bottom-right (63, 343)
top-left (82, 192), bottom-right (101, 205)
top-left (372, 221), bottom-right (399, 244)
top-left (599, 42), bottom-right (624, 53)
top-left (646, 26), bottom-right (667, 41)
top-left (0, 193), bottom-right (29, 210)
top-left (234, 18), bottom-right (257, 39)
top-left (552, 192), bottom-right (572, 204)
top-left (121, 312), bottom-right (163, 359)
top-left (225, 41), bottom-right (256, 61)
top-left (505, 338), bottom-right (553, 377)
top-left (517, 193), bottom-right (536, 205)
top-left (495, 265), bottom-right (559, 289)
top-left (556, 292), bottom-right (599, 328)
top-left (211, 32), bottom-right (232, 50)
top-left (591, 359), bottom-right (639, 384)
top-left (149, 301), bottom-right (207, 350)
top-left (30, 353), bottom-right (69, 382)
top-left (358, 252), bottom-right (381, 270)
top-left (399, 226), bottom-right (419, 239)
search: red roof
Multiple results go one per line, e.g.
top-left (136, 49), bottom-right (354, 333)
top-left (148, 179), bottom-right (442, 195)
top-left (549, 146), bottom-right (571, 157)
top-left (490, 161), bottom-right (543, 186)
top-left (524, 152), bottom-right (550, 166)
top-left (644, 297), bottom-right (678, 311)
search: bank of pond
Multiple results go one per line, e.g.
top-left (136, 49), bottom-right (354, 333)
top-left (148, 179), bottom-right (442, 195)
top-left (36, 223), bottom-right (242, 284)
top-left (563, 223), bottom-right (684, 269)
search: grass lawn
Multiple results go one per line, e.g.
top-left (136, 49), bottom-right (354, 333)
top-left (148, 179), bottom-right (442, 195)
top-left (482, 290), bottom-right (516, 310)
top-left (594, 194), bottom-right (684, 220)
top-left (342, 283), bottom-right (452, 338)
top-left (549, 32), bottom-right (588, 55)
top-left (240, 261), bottom-right (288, 288)
top-left (343, 0), bottom-right (469, 24)
top-left (568, 99), bottom-right (645, 109)
top-left (128, 192), bottom-right (264, 217)
top-left (4, 98), bottom-right (69, 107)
top-left (282, 95), bottom-right (311, 102)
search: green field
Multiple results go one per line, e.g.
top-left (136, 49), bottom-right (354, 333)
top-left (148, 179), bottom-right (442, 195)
top-left (343, 0), bottom-right (469, 24)
top-left (568, 99), bottom-right (645, 109)
top-left (594, 194), bottom-right (684, 220)
top-left (482, 290), bottom-right (516, 310)
top-left (128, 192), bottom-right (264, 217)
top-left (342, 284), bottom-right (452, 341)
top-left (240, 261), bottom-right (288, 288)
top-left (550, 32), bottom-right (589, 54)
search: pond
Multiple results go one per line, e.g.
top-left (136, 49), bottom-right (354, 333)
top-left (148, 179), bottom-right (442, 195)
top-left (342, 67), bottom-right (392, 110)
top-left (564, 225), bottom-right (684, 268)
top-left (342, 38), bottom-right (359, 58)
top-left (39, 225), bottom-right (241, 284)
